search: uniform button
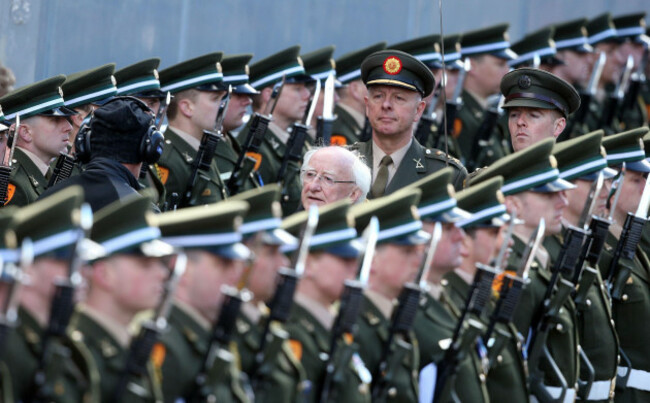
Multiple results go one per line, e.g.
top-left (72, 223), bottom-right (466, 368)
top-left (412, 370), bottom-right (419, 379)
top-left (585, 299), bottom-right (592, 307)
top-left (165, 139), bottom-right (172, 144)
top-left (358, 383), bottom-right (369, 394)
top-left (497, 355), bottom-right (503, 364)
top-left (283, 195), bottom-right (289, 201)
top-left (479, 374), bottom-right (486, 383)
top-left (207, 395), bottom-right (217, 403)
top-left (426, 149), bottom-right (431, 155)
top-left (622, 294), bottom-right (628, 301)
top-left (388, 387), bottom-right (397, 397)
top-left (319, 352), bottom-right (329, 361)
top-left (556, 323), bottom-right (564, 332)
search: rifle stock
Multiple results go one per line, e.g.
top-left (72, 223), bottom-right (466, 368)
top-left (227, 113), bottom-right (272, 195)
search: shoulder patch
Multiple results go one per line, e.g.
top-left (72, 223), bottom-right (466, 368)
top-left (156, 165), bottom-right (169, 185)
top-left (245, 151), bottom-right (263, 171)
top-left (288, 339), bottom-right (303, 361)
top-left (453, 118), bottom-right (462, 138)
top-left (5, 183), bottom-right (15, 204)
top-left (331, 135), bottom-right (348, 146)
top-left (150, 342), bottom-right (166, 369)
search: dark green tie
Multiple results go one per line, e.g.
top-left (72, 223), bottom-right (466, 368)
top-left (371, 155), bottom-right (393, 198)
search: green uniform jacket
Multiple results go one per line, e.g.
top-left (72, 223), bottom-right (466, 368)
top-left (70, 309), bottom-right (162, 402)
top-left (355, 294), bottom-right (418, 402)
top-left (233, 308), bottom-right (307, 402)
top-left (331, 104), bottom-right (362, 146)
top-left (3, 307), bottom-right (99, 402)
top-left (284, 302), bottom-right (371, 403)
top-left (214, 131), bottom-right (260, 195)
top-left (513, 235), bottom-right (579, 392)
top-left (157, 128), bottom-right (227, 209)
top-left (156, 304), bottom-right (249, 403)
top-left (600, 232), bottom-right (650, 403)
top-left (413, 288), bottom-right (491, 403)
top-left (348, 138), bottom-right (468, 194)
top-left (0, 361), bottom-right (13, 403)
top-left (455, 90), bottom-right (510, 168)
top-left (6, 148), bottom-right (47, 207)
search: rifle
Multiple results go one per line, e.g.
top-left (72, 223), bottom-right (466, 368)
top-left (437, 58), bottom-right (470, 147)
top-left (0, 237), bottom-right (32, 360)
top-left (0, 114), bottom-right (19, 205)
top-left (275, 79), bottom-right (321, 185)
top-left (414, 90), bottom-right (438, 146)
top-left (30, 204), bottom-right (98, 402)
top-left (599, 55), bottom-right (634, 134)
top-left (113, 252), bottom-right (187, 402)
top-left (358, 117), bottom-right (373, 143)
top-left (316, 73), bottom-right (336, 146)
top-left (47, 152), bottom-right (76, 188)
top-left (191, 285), bottom-right (252, 400)
top-left (251, 206), bottom-right (319, 384)
top-left (563, 52), bottom-right (606, 140)
top-left (619, 46), bottom-right (649, 124)
top-left (227, 77), bottom-right (286, 195)
top-left (319, 217), bottom-right (379, 402)
top-left (178, 89), bottom-right (230, 208)
top-left (466, 94), bottom-right (503, 172)
top-left (484, 219), bottom-right (545, 367)
top-left (371, 222), bottom-right (443, 400)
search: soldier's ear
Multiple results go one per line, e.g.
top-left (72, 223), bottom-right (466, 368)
top-left (177, 98), bottom-right (194, 118)
top-left (553, 116), bottom-right (566, 138)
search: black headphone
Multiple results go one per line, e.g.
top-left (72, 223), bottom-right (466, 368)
top-left (74, 96), bottom-right (164, 164)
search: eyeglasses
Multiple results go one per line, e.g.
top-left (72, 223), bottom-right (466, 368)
top-left (301, 169), bottom-right (355, 188)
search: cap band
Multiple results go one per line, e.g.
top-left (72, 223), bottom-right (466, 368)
top-left (559, 157), bottom-right (608, 180)
top-left (310, 69), bottom-right (337, 81)
top-left (338, 68), bottom-right (362, 83)
top-left (505, 92), bottom-right (567, 116)
top-left (160, 71), bottom-right (224, 93)
top-left (161, 232), bottom-right (241, 248)
top-left (457, 203), bottom-right (507, 228)
top-left (250, 64), bottom-right (305, 89)
top-left (502, 168), bottom-right (560, 195)
top-left (223, 73), bottom-right (250, 84)
top-left (32, 228), bottom-right (79, 257)
top-left (0, 249), bottom-right (18, 264)
top-left (462, 40), bottom-right (511, 56)
top-left (64, 85), bottom-right (118, 108)
top-left (102, 226), bottom-right (161, 255)
top-left (616, 27), bottom-right (645, 37)
top-left (377, 220), bottom-right (423, 242)
top-left (509, 46), bottom-right (556, 66)
top-left (311, 227), bottom-right (357, 248)
top-left (589, 28), bottom-right (618, 44)
top-left (417, 198), bottom-right (457, 218)
top-left (555, 36), bottom-right (590, 50)
top-left (116, 78), bottom-right (161, 95)
top-left (415, 51), bottom-right (442, 63)
top-left (366, 78), bottom-right (417, 92)
top-left (239, 217), bottom-right (282, 235)
top-left (4, 95), bottom-right (65, 120)
top-left (443, 51), bottom-right (461, 62)
top-left (606, 149), bottom-right (646, 164)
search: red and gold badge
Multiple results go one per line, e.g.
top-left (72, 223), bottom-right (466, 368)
top-left (383, 56), bottom-right (402, 75)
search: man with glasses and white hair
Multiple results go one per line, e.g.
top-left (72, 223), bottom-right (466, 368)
top-left (300, 146), bottom-right (370, 209)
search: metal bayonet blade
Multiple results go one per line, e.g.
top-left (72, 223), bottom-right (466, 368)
top-left (304, 78), bottom-right (321, 126)
top-left (266, 75), bottom-right (286, 116)
top-left (635, 168), bottom-right (650, 219)
top-left (588, 52), bottom-right (606, 95)
top-left (518, 218), bottom-right (545, 279)
top-left (607, 163), bottom-right (625, 220)
top-left (155, 92), bottom-right (172, 130)
top-left (578, 171), bottom-right (604, 229)
top-left (418, 222), bottom-right (443, 289)
top-left (616, 55), bottom-right (634, 98)
top-left (8, 114), bottom-right (19, 167)
top-left (322, 73), bottom-right (335, 120)
top-left (292, 205), bottom-right (319, 276)
top-left (214, 85), bottom-right (232, 132)
top-left (358, 216), bottom-right (379, 286)
top-left (494, 209), bottom-right (517, 270)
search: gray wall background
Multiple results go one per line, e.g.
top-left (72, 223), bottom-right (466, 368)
top-left (1, 0), bottom-right (649, 88)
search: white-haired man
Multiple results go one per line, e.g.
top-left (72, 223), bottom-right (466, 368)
top-left (300, 146), bottom-right (370, 209)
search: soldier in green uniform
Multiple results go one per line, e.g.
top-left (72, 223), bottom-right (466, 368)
top-left (456, 24), bottom-right (517, 167)
top-left (0, 207), bottom-right (17, 403)
top-left (157, 52), bottom-right (229, 209)
top-left (229, 185), bottom-right (309, 402)
top-left (242, 45), bottom-right (314, 215)
top-left (155, 199), bottom-right (253, 402)
top-left (0, 75), bottom-right (78, 206)
top-left (600, 127), bottom-right (650, 403)
top-left (332, 42), bottom-right (386, 146)
top-left (61, 63), bottom-right (118, 142)
top-left (282, 200), bottom-right (372, 402)
top-left (217, 53), bottom-right (261, 193)
top-left (402, 168), bottom-right (493, 403)
top-left (499, 67), bottom-right (581, 151)
top-left (114, 57), bottom-right (170, 206)
top-left (71, 194), bottom-right (174, 402)
top-left (613, 12), bottom-right (649, 131)
top-left (584, 13), bottom-right (624, 135)
top-left (550, 130), bottom-right (619, 402)
top-left (470, 138), bottom-right (578, 402)
top-left (349, 49), bottom-right (467, 198)
top-left (5, 187), bottom-right (101, 402)
top-left (350, 189), bottom-right (429, 402)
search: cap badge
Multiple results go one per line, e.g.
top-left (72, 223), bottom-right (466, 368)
top-left (153, 69), bottom-right (159, 80)
top-left (518, 75), bottom-right (532, 89)
top-left (383, 56), bottom-right (402, 75)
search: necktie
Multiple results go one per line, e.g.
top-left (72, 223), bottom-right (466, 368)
top-left (371, 155), bottom-right (393, 198)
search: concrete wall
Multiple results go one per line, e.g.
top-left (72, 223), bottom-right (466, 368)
top-left (1, 0), bottom-right (648, 88)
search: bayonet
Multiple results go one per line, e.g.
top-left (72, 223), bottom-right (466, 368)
top-left (303, 78), bottom-right (321, 126)
top-left (358, 216), bottom-right (379, 286)
top-left (577, 171), bottom-right (604, 230)
top-left (494, 209), bottom-right (517, 270)
top-left (607, 163), bottom-right (625, 220)
top-left (615, 55), bottom-right (635, 99)
top-left (518, 218), bottom-right (546, 279)
top-left (451, 58), bottom-right (471, 104)
top-left (154, 252), bottom-right (187, 329)
top-left (292, 205), bottom-right (319, 276)
top-left (532, 53), bottom-right (541, 69)
top-left (265, 75), bottom-right (286, 116)
top-left (154, 91), bottom-right (171, 130)
top-left (417, 221), bottom-right (442, 289)
top-left (212, 85), bottom-right (232, 134)
top-left (7, 114), bottom-right (19, 167)
top-left (322, 73), bottom-right (335, 120)
top-left (587, 52), bottom-right (606, 96)
top-left (316, 74), bottom-right (336, 145)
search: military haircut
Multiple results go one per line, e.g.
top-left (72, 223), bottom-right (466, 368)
top-left (166, 88), bottom-right (200, 120)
